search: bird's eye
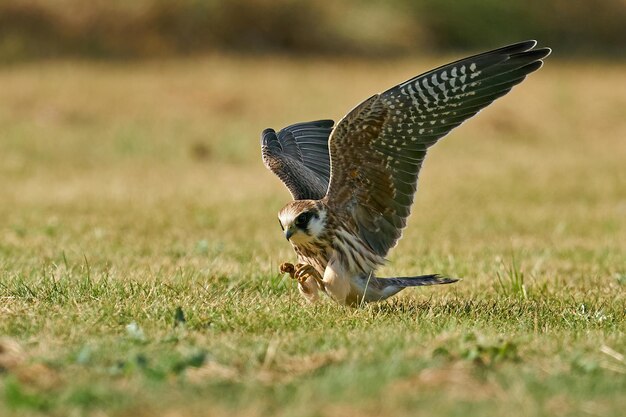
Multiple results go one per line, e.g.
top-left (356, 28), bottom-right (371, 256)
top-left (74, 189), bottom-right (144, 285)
top-left (295, 213), bottom-right (309, 227)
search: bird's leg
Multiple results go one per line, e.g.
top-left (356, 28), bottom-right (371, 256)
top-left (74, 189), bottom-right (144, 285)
top-left (294, 264), bottom-right (326, 291)
top-left (280, 262), bottom-right (325, 302)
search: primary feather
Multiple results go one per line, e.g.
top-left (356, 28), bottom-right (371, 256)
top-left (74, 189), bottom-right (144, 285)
top-left (325, 40), bottom-right (551, 258)
top-left (261, 120), bottom-right (334, 200)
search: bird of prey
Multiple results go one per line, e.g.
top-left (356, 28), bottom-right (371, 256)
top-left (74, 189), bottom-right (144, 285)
top-left (261, 40), bottom-right (550, 306)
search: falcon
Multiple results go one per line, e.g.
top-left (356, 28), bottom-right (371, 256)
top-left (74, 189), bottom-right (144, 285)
top-left (261, 40), bottom-right (550, 306)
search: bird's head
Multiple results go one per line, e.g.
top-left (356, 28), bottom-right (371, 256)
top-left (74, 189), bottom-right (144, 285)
top-left (278, 200), bottom-right (327, 244)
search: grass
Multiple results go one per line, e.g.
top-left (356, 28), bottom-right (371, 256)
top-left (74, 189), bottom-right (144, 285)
top-left (0, 54), bottom-right (625, 416)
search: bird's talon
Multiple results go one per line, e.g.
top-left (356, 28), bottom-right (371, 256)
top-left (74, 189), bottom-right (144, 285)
top-left (294, 264), bottom-right (319, 284)
top-left (279, 262), bottom-right (296, 278)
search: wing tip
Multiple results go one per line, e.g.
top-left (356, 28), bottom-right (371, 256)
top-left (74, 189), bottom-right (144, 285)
top-left (477, 40), bottom-right (551, 65)
top-left (513, 39), bottom-right (538, 51)
top-left (536, 46), bottom-right (552, 60)
top-left (261, 127), bottom-right (277, 146)
top-left (512, 46), bottom-right (552, 61)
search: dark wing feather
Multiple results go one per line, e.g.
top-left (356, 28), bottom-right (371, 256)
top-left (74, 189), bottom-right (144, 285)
top-left (325, 40), bottom-right (551, 258)
top-left (261, 120), bottom-right (334, 200)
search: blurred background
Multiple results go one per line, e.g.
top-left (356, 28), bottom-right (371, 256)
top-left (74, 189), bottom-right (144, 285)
top-left (0, 0), bottom-right (624, 61)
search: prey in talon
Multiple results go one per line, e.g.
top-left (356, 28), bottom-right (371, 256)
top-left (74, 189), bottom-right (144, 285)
top-left (262, 41), bottom-right (551, 306)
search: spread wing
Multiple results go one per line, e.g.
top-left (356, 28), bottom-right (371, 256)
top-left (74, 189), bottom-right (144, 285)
top-left (261, 120), bottom-right (334, 200)
top-left (325, 40), bottom-right (551, 257)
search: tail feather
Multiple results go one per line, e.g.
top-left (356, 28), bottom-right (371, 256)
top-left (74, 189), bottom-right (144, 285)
top-left (359, 274), bottom-right (459, 303)
top-left (375, 274), bottom-right (459, 288)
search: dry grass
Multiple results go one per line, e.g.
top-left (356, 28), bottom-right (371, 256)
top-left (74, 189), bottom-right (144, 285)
top-left (0, 55), bottom-right (625, 416)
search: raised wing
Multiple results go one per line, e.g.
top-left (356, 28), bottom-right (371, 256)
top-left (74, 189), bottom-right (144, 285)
top-left (261, 120), bottom-right (334, 200)
top-left (325, 40), bottom-right (551, 257)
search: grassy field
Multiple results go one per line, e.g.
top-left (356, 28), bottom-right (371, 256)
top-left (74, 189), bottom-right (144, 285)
top-left (0, 55), bottom-right (625, 417)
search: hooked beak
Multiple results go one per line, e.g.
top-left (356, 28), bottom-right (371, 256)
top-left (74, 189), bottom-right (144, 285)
top-left (285, 228), bottom-right (294, 241)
